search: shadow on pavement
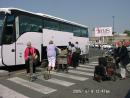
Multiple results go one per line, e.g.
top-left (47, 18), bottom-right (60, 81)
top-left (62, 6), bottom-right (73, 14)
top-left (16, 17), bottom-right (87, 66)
top-left (125, 89), bottom-right (130, 98)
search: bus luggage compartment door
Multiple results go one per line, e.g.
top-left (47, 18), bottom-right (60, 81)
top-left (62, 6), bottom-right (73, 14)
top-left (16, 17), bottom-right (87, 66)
top-left (2, 43), bottom-right (16, 66)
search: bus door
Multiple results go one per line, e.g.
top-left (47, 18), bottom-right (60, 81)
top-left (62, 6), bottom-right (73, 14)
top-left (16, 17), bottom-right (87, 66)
top-left (2, 14), bottom-right (16, 66)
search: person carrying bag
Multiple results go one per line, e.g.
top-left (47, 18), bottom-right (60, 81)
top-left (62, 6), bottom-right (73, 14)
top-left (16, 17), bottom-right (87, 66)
top-left (24, 41), bottom-right (37, 74)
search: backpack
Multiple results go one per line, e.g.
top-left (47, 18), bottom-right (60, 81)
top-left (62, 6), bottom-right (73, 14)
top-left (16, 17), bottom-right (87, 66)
top-left (76, 47), bottom-right (81, 54)
top-left (55, 47), bottom-right (61, 56)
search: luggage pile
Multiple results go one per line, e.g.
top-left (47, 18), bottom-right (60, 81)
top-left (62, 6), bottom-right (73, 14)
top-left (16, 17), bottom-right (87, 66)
top-left (93, 56), bottom-right (116, 82)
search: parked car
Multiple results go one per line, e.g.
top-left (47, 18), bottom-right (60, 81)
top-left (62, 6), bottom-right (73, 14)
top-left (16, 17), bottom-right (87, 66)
top-left (90, 44), bottom-right (99, 48)
top-left (102, 44), bottom-right (112, 49)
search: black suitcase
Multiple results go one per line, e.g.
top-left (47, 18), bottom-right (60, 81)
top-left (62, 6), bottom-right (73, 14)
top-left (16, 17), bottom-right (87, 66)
top-left (98, 57), bottom-right (107, 66)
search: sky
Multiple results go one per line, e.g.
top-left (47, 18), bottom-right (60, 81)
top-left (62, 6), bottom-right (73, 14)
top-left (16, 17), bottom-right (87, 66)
top-left (0, 0), bottom-right (130, 34)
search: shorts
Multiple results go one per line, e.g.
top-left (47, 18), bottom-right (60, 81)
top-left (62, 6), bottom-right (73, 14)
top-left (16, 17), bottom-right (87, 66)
top-left (48, 56), bottom-right (56, 67)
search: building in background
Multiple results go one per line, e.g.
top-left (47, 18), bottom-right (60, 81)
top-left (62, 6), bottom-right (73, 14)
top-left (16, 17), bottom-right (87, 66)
top-left (89, 27), bottom-right (130, 45)
top-left (90, 27), bottom-right (113, 44)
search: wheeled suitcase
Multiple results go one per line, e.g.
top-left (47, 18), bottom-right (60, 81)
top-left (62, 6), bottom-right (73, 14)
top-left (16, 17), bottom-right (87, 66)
top-left (98, 57), bottom-right (107, 66)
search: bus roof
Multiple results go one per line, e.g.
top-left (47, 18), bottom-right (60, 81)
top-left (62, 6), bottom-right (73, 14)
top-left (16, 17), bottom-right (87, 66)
top-left (0, 7), bottom-right (88, 28)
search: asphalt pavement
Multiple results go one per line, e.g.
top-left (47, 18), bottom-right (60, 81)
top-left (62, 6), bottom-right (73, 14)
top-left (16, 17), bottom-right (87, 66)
top-left (0, 48), bottom-right (130, 98)
top-left (0, 59), bottom-right (130, 98)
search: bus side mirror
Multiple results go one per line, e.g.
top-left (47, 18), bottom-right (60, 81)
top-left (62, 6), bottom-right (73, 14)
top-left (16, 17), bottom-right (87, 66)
top-left (38, 28), bottom-right (42, 32)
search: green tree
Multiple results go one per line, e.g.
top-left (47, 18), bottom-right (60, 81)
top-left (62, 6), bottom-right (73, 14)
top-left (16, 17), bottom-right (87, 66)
top-left (108, 38), bottom-right (113, 44)
top-left (123, 30), bottom-right (130, 36)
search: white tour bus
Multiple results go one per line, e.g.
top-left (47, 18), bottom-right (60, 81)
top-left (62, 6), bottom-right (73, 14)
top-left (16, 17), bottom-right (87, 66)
top-left (0, 8), bottom-right (89, 67)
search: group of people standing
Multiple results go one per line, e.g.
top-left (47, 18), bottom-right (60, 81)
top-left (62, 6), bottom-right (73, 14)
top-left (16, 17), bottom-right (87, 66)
top-left (24, 40), bottom-right (81, 75)
top-left (46, 41), bottom-right (81, 71)
top-left (114, 41), bottom-right (130, 79)
top-left (67, 41), bottom-right (81, 68)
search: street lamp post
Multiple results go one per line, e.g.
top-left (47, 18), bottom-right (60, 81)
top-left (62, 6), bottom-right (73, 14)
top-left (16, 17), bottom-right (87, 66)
top-left (112, 16), bottom-right (115, 43)
top-left (112, 16), bottom-right (115, 34)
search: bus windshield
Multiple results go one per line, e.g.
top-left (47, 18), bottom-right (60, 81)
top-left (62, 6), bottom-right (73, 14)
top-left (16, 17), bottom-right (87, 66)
top-left (0, 13), bottom-right (5, 44)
